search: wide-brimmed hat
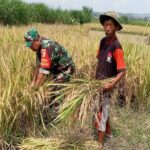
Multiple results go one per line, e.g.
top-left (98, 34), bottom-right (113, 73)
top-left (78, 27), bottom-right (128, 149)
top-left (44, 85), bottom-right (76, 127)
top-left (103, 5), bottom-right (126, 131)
top-left (99, 11), bottom-right (123, 31)
top-left (24, 28), bottom-right (40, 47)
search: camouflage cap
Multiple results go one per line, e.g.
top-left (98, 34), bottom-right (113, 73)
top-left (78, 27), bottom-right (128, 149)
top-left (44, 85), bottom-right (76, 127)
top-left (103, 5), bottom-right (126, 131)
top-left (24, 28), bottom-right (40, 47)
top-left (99, 11), bottom-right (123, 31)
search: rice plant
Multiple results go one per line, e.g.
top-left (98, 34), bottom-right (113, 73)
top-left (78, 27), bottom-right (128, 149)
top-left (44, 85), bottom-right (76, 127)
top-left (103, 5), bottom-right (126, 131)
top-left (0, 23), bottom-right (150, 149)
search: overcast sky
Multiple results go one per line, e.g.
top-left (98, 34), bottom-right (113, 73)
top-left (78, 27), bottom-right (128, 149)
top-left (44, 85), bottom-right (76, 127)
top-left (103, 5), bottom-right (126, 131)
top-left (24, 0), bottom-right (150, 14)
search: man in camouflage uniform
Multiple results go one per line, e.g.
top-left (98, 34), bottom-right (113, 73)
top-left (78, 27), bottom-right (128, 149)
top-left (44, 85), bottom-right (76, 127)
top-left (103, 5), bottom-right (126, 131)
top-left (24, 28), bottom-right (75, 88)
top-left (24, 29), bottom-right (75, 120)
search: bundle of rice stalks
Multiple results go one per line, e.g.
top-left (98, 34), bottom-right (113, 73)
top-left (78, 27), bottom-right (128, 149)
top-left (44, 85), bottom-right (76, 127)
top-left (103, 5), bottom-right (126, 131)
top-left (19, 137), bottom-right (63, 150)
top-left (19, 125), bottom-right (100, 150)
top-left (19, 135), bottom-right (100, 150)
top-left (45, 77), bottom-right (109, 125)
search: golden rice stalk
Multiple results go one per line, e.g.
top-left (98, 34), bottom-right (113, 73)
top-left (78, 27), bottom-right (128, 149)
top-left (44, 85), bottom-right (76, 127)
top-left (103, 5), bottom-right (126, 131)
top-left (45, 78), bottom-right (109, 125)
top-left (19, 137), bottom-right (63, 150)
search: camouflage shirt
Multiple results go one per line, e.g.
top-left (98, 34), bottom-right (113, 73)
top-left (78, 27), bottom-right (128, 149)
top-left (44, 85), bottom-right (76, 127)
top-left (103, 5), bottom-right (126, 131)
top-left (36, 38), bottom-right (75, 81)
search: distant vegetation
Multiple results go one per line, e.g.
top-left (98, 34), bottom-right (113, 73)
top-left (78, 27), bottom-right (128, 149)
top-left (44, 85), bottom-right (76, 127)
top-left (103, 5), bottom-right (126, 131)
top-left (0, 0), bottom-right (149, 26)
top-left (93, 12), bottom-right (149, 26)
top-left (0, 0), bottom-right (92, 25)
top-left (119, 16), bottom-right (149, 26)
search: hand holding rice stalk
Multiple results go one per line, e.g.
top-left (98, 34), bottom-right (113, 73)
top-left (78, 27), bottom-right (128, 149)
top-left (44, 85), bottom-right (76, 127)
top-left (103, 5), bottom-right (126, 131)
top-left (45, 78), bottom-right (110, 125)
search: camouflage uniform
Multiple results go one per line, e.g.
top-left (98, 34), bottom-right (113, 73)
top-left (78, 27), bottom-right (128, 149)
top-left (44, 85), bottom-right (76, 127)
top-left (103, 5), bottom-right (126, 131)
top-left (24, 29), bottom-right (75, 121)
top-left (36, 38), bottom-right (75, 82)
top-left (24, 28), bottom-right (75, 82)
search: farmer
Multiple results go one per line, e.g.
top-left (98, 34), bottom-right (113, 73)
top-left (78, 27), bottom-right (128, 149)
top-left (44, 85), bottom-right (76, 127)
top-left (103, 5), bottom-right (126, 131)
top-left (24, 28), bottom-right (75, 88)
top-left (24, 28), bottom-right (75, 120)
top-left (94, 11), bottom-right (126, 147)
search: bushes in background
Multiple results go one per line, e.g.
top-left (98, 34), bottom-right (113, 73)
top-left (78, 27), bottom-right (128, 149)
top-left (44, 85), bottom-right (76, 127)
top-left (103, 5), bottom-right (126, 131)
top-left (0, 0), bottom-right (92, 25)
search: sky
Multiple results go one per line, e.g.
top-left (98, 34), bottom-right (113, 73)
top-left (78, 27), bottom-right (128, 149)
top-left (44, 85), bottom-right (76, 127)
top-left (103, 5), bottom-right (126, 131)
top-left (24, 0), bottom-right (150, 14)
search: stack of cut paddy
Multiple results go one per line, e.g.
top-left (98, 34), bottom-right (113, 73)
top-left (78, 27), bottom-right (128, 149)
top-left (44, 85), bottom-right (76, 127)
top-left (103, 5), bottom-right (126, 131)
top-left (45, 77), bottom-right (109, 125)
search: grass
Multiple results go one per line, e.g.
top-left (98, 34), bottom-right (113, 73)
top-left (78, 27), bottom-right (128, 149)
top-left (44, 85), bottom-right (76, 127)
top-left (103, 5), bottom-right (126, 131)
top-left (0, 23), bottom-right (150, 149)
top-left (104, 108), bottom-right (150, 150)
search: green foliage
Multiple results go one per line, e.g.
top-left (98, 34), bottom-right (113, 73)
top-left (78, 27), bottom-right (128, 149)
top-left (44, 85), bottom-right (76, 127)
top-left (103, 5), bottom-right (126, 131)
top-left (0, 0), bottom-right (29, 25)
top-left (81, 7), bottom-right (93, 24)
top-left (0, 0), bottom-right (92, 25)
top-left (128, 18), bottom-right (148, 26)
top-left (119, 16), bottom-right (129, 24)
top-left (119, 16), bottom-right (148, 26)
top-left (70, 7), bottom-right (92, 24)
top-left (29, 3), bottom-right (51, 23)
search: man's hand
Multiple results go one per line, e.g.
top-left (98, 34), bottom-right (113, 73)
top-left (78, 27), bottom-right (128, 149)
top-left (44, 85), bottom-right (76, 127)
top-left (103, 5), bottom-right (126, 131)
top-left (30, 81), bottom-right (35, 88)
top-left (35, 73), bottom-right (45, 87)
top-left (29, 66), bottom-right (39, 89)
top-left (103, 82), bottom-right (114, 92)
top-left (103, 71), bottom-right (126, 92)
top-left (29, 73), bottom-right (45, 90)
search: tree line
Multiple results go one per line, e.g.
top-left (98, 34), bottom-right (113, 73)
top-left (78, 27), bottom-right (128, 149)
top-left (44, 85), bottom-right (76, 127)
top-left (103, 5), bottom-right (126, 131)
top-left (0, 0), bottom-right (92, 25)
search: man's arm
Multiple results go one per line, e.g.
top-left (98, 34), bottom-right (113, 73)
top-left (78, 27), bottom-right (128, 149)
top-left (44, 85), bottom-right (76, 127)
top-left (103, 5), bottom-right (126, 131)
top-left (103, 71), bottom-right (125, 91)
top-left (32, 47), bottom-right (52, 88)
top-left (30, 65), bottom-right (40, 87)
top-left (104, 47), bottom-right (126, 92)
top-left (31, 68), bottom-right (49, 88)
top-left (34, 72), bottom-right (46, 87)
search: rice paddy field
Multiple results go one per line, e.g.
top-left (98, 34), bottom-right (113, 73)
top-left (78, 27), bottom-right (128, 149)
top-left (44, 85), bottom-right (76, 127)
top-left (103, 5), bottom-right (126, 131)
top-left (0, 23), bottom-right (150, 150)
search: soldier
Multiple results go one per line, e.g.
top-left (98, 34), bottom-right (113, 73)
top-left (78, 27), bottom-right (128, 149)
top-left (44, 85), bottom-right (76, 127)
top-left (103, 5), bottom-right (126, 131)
top-left (24, 28), bottom-right (75, 88)
top-left (94, 11), bottom-right (126, 147)
top-left (24, 28), bottom-right (75, 120)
